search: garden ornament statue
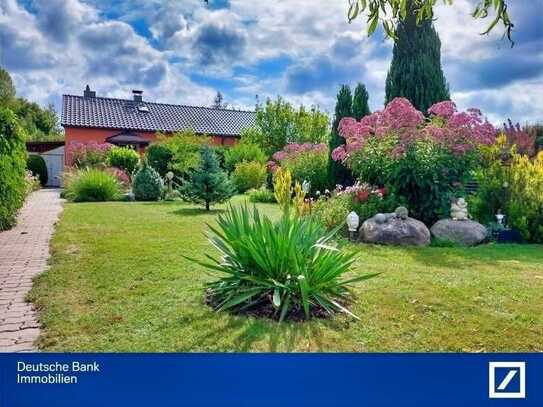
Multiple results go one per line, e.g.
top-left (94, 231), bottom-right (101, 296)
top-left (451, 198), bottom-right (469, 221)
top-left (395, 206), bottom-right (409, 220)
top-left (346, 211), bottom-right (360, 241)
top-left (496, 210), bottom-right (506, 225)
top-left (302, 180), bottom-right (311, 194)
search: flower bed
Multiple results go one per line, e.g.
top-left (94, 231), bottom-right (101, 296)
top-left (332, 98), bottom-right (497, 224)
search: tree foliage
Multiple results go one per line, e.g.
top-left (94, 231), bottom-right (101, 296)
top-left (212, 91), bottom-right (227, 109)
top-left (352, 83), bottom-right (371, 120)
top-left (347, 0), bottom-right (515, 44)
top-left (180, 146), bottom-right (235, 210)
top-left (0, 67), bottom-right (16, 105)
top-left (156, 130), bottom-right (209, 179)
top-left (0, 66), bottom-right (62, 141)
top-left (328, 85), bottom-right (353, 187)
top-left (243, 97), bottom-right (330, 156)
top-left (385, 0), bottom-right (449, 112)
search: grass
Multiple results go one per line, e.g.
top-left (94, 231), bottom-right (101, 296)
top-left (29, 196), bottom-right (543, 352)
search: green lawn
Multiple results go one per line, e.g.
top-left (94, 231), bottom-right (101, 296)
top-left (30, 196), bottom-right (543, 352)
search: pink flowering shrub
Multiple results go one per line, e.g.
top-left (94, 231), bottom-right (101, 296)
top-left (106, 167), bottom-right (131, 187)
top-left (70, 141), bottom-right (113, 168)
top-left (331, 98), bottom-right (498, 224)
top-left (333, 98), bottom-right (496, 164)
top-left (269, 143), bottom-right (328, 194)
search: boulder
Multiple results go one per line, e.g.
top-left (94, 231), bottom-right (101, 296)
top-left (430, 219), bottom-right (487, 246)
top-left (360, 215), bottom-right (431, 246)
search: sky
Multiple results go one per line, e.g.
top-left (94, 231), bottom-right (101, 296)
top-left (0, 0), bottom-right (542, 125)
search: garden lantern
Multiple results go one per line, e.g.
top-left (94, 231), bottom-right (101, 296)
top-left (346, 211), bottom-right (360, 241)
top-left (165, 171), bottom-right (174, 193)
top-left (496, 213), bottom-right (505, 225)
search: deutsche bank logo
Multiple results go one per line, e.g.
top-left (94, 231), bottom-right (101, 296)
top-left (489, 362), bottom-right (526, 399)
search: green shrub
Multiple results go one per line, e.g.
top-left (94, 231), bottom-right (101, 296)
top-left (270, 144), bottom-right (329, 195)
top-left (64, 168), bottom-right (121, 202)
top-left (231, 161), bottom-right (267, 192)
top-left (132, 161), bottom-right (164, 201)
top-left (189, 204), bottom-right (377, 321)
top-left (387, 140), bottom-right (475, 225)
top-left (224, 141), bottom-right (266, 172)
top-left (246, 186), bottom-right (276, 203)
top-left (145, 143), bottom-right (173, 177)
top-left (107, 146), bottom-right (139, 175)
top-left (312, 194), bottom-right (352, 230)
top-left (26, 154), bottom-right (48, 186)
top-left (470, 135), bottom-right (543, 243)
top-left (0, 107), bottom-right (27, 230)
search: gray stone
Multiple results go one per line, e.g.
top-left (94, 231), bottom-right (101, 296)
top-left (430, 219), bottom-right (487, 246)
top-left (360, 215), bottom-right (431, 246)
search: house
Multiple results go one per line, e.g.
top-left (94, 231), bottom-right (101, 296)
top-left (61, 86), bottom-right (256, 165)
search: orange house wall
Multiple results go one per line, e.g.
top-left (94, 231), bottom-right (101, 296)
top-left (64, 127), bottom-right (238, 166)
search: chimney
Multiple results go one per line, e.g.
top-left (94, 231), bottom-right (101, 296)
top-left (83, 85), bottom-right (96, 98)
top-left (132, 90), bottom-right (143, 102)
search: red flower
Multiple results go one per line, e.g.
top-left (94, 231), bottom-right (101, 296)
top-left (355, 190), bottom-right (369, 203)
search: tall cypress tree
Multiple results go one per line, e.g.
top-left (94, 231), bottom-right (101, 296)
top-left (328, 85), bottom-right (353, 187)
top-left (385, 0), bottom-right (449, 112)
top-left (352, 83), bottom-right (371, 120)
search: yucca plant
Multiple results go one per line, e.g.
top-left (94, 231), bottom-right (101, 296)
top-left (188, 204), bottom-right (378, 321)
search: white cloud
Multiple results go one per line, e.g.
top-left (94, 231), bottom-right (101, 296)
top-left (1, 0), bottom-right (541, 123)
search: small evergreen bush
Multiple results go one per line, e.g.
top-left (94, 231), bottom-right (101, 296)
top-left (231, 161), bottom-right (267, 192)
top-left (0, 107), bottom-right (27, 230)
top-left (132, 161), bottom-right (164, 201)
top-left (27, 154), bottom-right (48, 186)
top-left (64, 168), bottom-right (121, 202)
top-left (107, 146), bottom-right (140, 175)
top-left (180, 146), bottom-right (235, 210)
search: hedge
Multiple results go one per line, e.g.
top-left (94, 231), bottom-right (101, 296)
top-left (0, 107), bottom-right (27, 230)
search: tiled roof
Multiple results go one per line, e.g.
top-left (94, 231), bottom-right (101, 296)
top-left (61, 94), bottom-right (256, 136)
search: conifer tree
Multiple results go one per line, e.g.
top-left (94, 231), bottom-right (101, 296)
top-left (328, 85), bottom-right (353, 187)
top-left (180, 146), bottom-right (235, 211)
top-left (385, 0), bottom-right (449, 112)
top-left (352, 83), bottom-right (371, 120)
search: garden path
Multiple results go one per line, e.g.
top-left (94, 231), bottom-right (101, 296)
top-left (0, 189), bottom-right (63, 352)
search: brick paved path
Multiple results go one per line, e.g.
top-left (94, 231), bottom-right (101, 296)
top-left (0, 189), bottom-right (63, 352)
